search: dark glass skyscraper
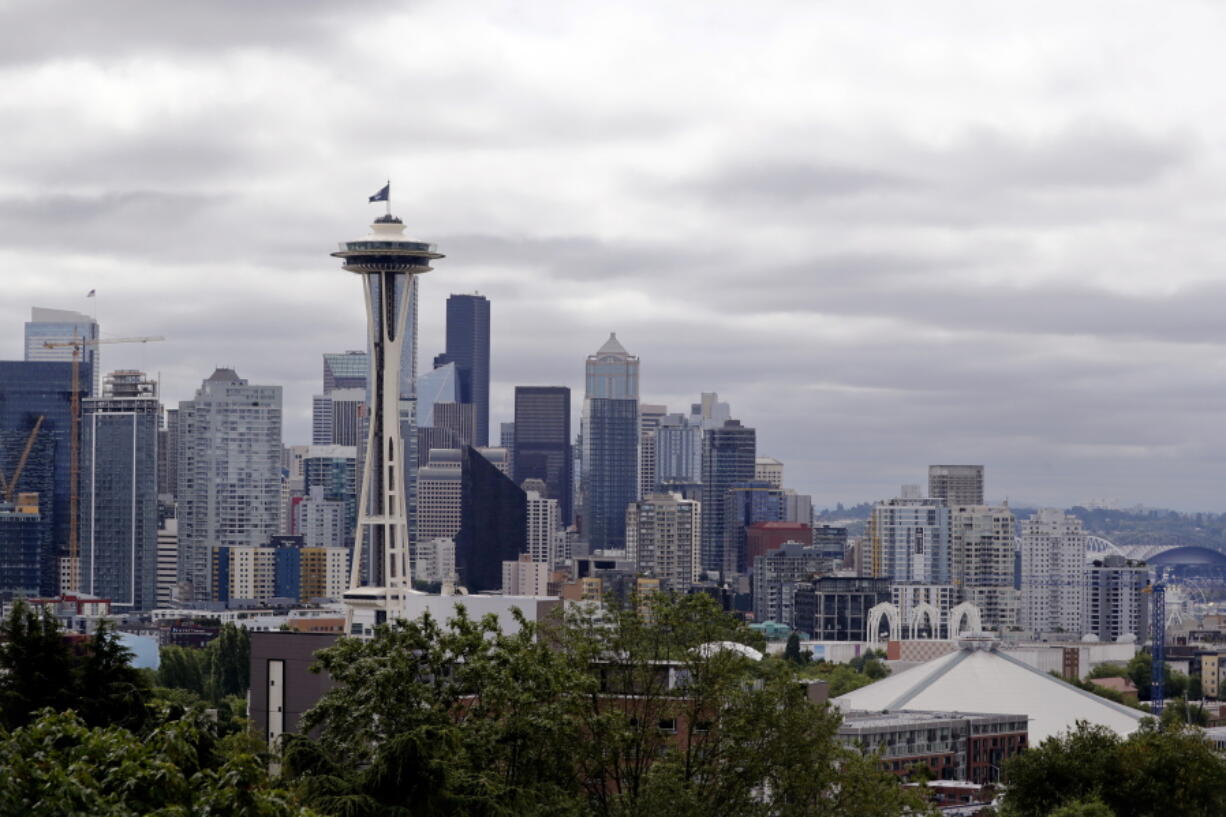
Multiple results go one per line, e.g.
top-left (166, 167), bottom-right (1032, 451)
top-left (454, 446), bottom-right (526, 592)
top-left (723, 481), bottom-right (787, 575)
top-left (435, 294), bottom-right (490, 447)
top-left (513, 386), bottom-right (572, 525)
top-left (80, 371), bottom-right (160, 610)
top-left (0, 360), bottom-right (89, 596)
top-left (580, 334), bottom-right (639, 551)
top-left (700, 419), bottom-right (756, 576)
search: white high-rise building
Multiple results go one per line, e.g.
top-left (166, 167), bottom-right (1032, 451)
top-left (625, 493), bottom-right (701, 591)
top-left (1084, 555), bottom-right (1148, 642)
top-left (755, 457), bottom-right (784, 489)
top-left (414, 537), bottom-right (456, 584)
top-left (177, 368), bottom-right (282, 601)
top-left (1020, 509), bottom-right (1086, 635)
top-left (638, 403), bottom-right (667, 498)
top-left (950, 504), bottom-right (1019, 631)
top-left (156, 518), bottom-right (178, 608)
top-left (525, 490), bottom-right (560, 566)
top-left (868, 495), bottom-right (951, 584)
top-left (296, 486), bottom-right (347, 549)
top-left (414, 448), bottom-right (463, 547)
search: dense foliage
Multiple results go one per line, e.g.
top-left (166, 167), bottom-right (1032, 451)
top-left (285, 593), bottom-right (929, 817)
top-left (1000, 721), bottom-right (1226, 817)
top-left (157, 621), bottom-right (251, 701)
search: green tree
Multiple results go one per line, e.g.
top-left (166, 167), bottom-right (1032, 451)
top-left (783, 632), bottom-right (807, 665)
top-left (1049, 799), bottom-right (1115, 817)
top-left (78, 620), bottom-right (150, 731)
top-left (1000, 721), bottom-right (1226, 817)
top-left (0, 600), bottom-right (76, 729)
top-left (0, 707), bottom-right (312, 817)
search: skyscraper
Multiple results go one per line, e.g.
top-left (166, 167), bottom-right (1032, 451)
top-left (0, 360), bottom-right (89, 597)
top-left (1020, 509), bottom-right (1086, 635)
top-left (455, 446), bottom-right (526, 593)
top-left (928, 465), bottom-right (985, 506)
top-left (625, 492), bottom-right (701, 591)
top-left (580, 334), bottom-right (639, 551)
top-left (80, 371), bottom-right (160, 610)
top-left (867, 495), bottom-right (951, 584)
top-left (177, 368), bottom-right (282, 601)
top-left (723, 481), bottom-right (788, 574)
top-left (638, 403), bottom-right (667, 499)
top-left (24, 307), bottom-right (101, 396)
top-left (435, 294), bottom-right (490, 447)
top-left (513, 386), bottom-right (572, 524)
top-left (949, 504), bottom-right (1019, 631)
top-left (322, 350), bottom-right (368, 393)
top-left (525, 489), bottom-right (561, 565)
top-left (332, 206), bottom-right (442, 619)
top-left (1084, 555), bottom-right (1148, 642)
top-left (700, 419), bottom-right (756, 575)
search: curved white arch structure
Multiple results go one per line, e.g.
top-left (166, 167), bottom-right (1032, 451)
top-left (948, 601), bottom-right (983, 637)
top-left (908, 601), bottom-right (941, 639)
top-left (867, 602), bottom-right (901, 644)
top-left (1085, 535), bottom-right (1126, 561)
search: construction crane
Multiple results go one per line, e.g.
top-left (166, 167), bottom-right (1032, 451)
top-left (0, 415), bottom-right (45, 505)
top-left (42, 334), bottom-right (164, 593)
top-left (1144, 581), bottom-right (1166, 718)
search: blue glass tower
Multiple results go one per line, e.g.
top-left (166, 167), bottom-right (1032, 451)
top-left (435, 294), bottom-right (490, 447)
top-left (580, 334), bottom-right (639, 551)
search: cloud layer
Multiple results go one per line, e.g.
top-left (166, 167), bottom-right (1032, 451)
top-left (2, 0), bottom-right (1224, 510)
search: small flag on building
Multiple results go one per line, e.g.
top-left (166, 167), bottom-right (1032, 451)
top-left (86, 289), bottom-right (96, 298)
top-left (369, 182), bottom-right (390, 203)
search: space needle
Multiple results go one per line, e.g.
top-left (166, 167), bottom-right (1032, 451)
top-left (333, 183), bottom-right (443, 626)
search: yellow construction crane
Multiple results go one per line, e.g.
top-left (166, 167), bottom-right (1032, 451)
top-left (0, 415), bottom-right (45, 505)
top-left (42, 334), bottom-right (164, 593)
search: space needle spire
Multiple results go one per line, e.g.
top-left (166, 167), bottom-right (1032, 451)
top-left (333, 184), bottom-right (443, 627)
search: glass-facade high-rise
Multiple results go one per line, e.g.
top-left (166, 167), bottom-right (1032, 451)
top-left (513, 386), bottom-right (572, 525)
top-left (700, 419), bottom-right (756, 575)
top-left (24, 307), bottom-right (101, 396)
top-left (580, 334), bottom-right (639, 551)
top-left (0, 360), bottom-right (89, 597)
top-left (435, 294), bottom-right (490, 447)
top-left (455, 446), bottom-right (526, 592)
top-left (80, 371), bottom-right (160, 610)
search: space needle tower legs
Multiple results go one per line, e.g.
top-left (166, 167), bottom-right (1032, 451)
top-left (333, 187), bottom-right (443, 629)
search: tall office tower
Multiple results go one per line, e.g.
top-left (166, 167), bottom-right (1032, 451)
top-left (24, 307), bottom-right (101, 396)
top-left (655, 414), bottom-right (700, 485)
top-left (928, 465), bottom-right (985, 506)
top-left (301, 446), bottom-right (358, 549)
top-left (1019, 509), bottom-right (1086, 635)
top-left (580, 334), bottom-right (639, 551)
top-left (867, 495), bottom-right (951, 584)
top-left (322, 350), bottom-right (368, 393)
top-left (525, 490), bottom-right (560, 565)
top-left (950, 505), bottom-right (1019, 631)
top-left (625, 493), bottom-right (701, 591)
top-left (723, 481), bottom-right (788, 574)
top-left (177, 368), bottom-right (282, 601)
top-left (812, 525), bottom-right (849, 561)
top-left (332, 208), bottom-right (442, 617)
top-left (313, 388), bottom-right (364, 446)
top-left (455, 446), bottom-right (527, 593)
top-left (155, 518), bottom-right (177, 607)
top-left (434, 294), bottom-right (491, 447)
top-left (752, 543), bottom-right (828, 627)
top-left (415, 448), bottom-right (463, 547)
top-left (513, 386), bottom-right (572, 525)
top-left (500, 421), bottom-right (515, 454)
top-left (1084, 555), bottom-right (1148, 642)
top-left (80, 371), bottom-right (160, 610)
top-left (0, 360), bottom-right (89, 597)
top-left (700, 419), bottom-right (756, 575)
top-left (755, 457), bottom-right (783, 489)
top-left (638, 403), bottom-right (667, 499)
top-left (415, 362), bottom-right (459, 429)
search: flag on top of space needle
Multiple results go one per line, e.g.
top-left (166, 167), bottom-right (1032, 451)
top-left (369, 182), bottom-right (390, 203)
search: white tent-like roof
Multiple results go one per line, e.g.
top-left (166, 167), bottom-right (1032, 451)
top-left (833, 640), bottom-right (1145, 744)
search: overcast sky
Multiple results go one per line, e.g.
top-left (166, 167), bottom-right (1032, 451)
top-left (2, 1), bottom-right (1225, 511)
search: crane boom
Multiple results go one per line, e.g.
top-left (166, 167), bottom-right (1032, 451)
top-left (0, 415), bottom-right (46, 504)
top-left (40, 333), bottom-right (165, 593)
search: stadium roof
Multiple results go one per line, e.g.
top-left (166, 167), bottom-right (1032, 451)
top-left (833, 640), bottom-right (1145, 743)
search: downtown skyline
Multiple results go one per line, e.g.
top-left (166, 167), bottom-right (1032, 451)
top-left (3, 1), bottom-right (1226, 510)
